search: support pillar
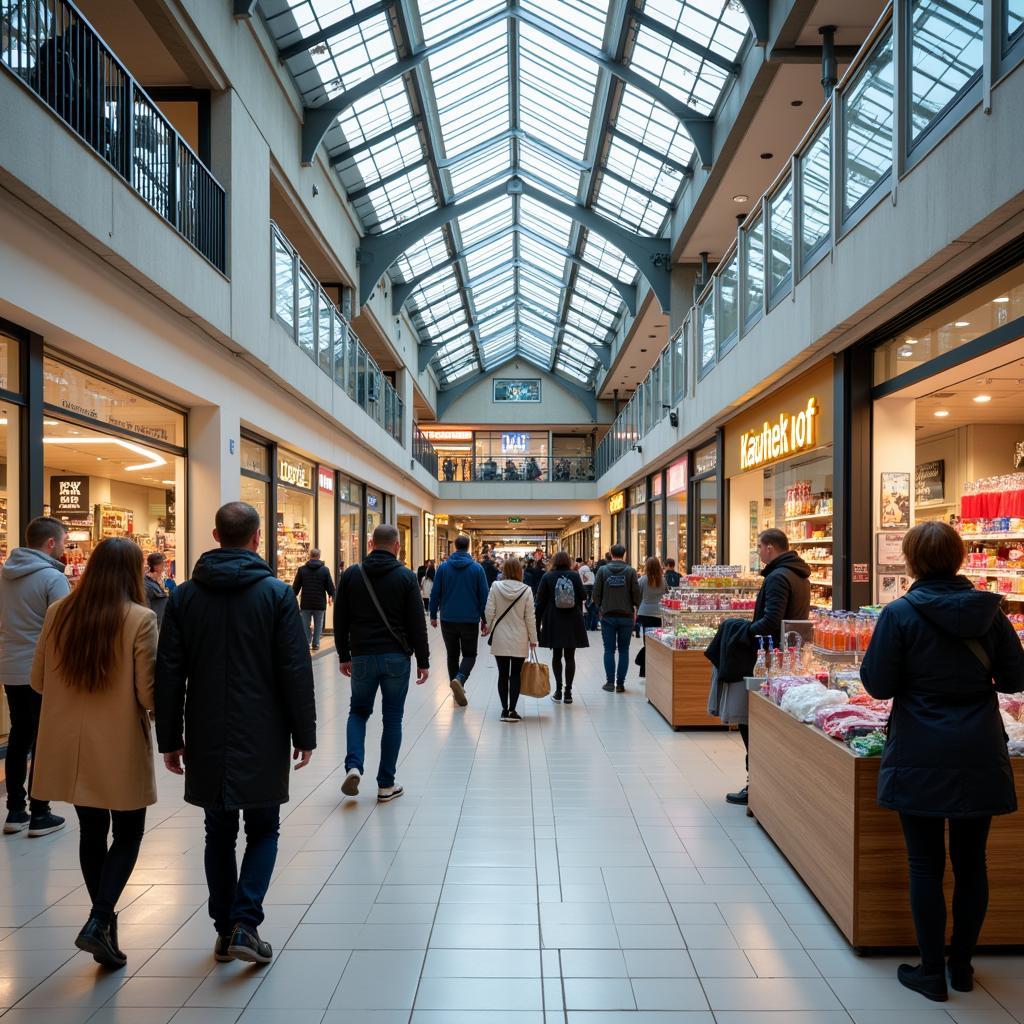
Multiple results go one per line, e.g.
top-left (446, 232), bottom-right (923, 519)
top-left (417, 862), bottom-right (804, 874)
top-left (188, 404), bottom-right (241, 572)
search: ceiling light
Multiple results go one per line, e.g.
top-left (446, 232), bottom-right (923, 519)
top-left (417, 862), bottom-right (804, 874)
top-left (898, 347), bottom-right (913, 358)
top-left (934, 410), bottom-right (950, 418)
top-left (43, 418), bottom-right (59, 425)
top-left (732, 194), bottom-right (749, 203)
top-left (905, 338), bottom-right (918, 345)
top-left (974, 395), bottom-right (992, 403)
top-left (954, 321), bottom-right (970, 327)
top-left (42, 436), bottom-right (167, 471)
top-left (994, 296), bottom-right (1010, 303)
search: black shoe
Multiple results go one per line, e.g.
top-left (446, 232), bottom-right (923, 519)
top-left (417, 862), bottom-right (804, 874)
top-left (110, 913), bottom-right (124, 961)
top-left (564, 691), bottom-right (573, 705)
top-left (948, 961), bottom-right (974, 992)
top-left (500, 709), bottom-right (511, 722)
top-left (214, 934), bottom-right (233, 962)
top-left (602, 682), bottom-right (615, 692)
top-left (28, 812), bottom-right (65, 837)
top-left (3, 810), bottom-right (29, 834)
top-left (228, 923), bottom-right (273, 965)
top-left (552, 688), bottom-right (562, 702)
top-left (897, 963), bottom-right (948, 1002)
top-left (311, 645), bottom-right (320, 652)
top-left (726, 787), bottom-right (749, 805)
top-left (616, 685), bottom-right (625, 692)
top-left (507, 709), bottom-right (522, 723)
top-left (75, 916), bottom-right (126, 969)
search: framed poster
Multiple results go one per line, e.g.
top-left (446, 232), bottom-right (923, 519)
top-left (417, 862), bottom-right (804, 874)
top-left (876, 531), bottom-right (907, 568)
top-left (880, 471), bottom-right (911, 529)
top-left (493, 378), bottom-right (541, 402)
top-left (878, 573), bottom-right (901, 605)
top-left (915, 459), bottom-right (945, 503)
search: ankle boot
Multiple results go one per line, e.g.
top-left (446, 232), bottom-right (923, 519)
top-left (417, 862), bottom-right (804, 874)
top-left (75, 916), bottom-right (127, 969)
top-left (947, 959), bottom-right (974, 992)
top-left (564, 684), bottom-right (573, 704)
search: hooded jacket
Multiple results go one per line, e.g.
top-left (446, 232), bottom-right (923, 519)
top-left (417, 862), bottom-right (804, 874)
top-left (535, 569), bottom-right (588, 650)
top-left (747, 550), bottom-right (812, 644)
top-left (593, 560), bottom-right (641, 618)
top-left (485, 579), bottom-right (538, 657)
top-left (334, 549), bottom-right (429, 667)
top-left (428, 550), bottom-right (489, 624)
top-left (155, 548), bottom-right (316, 810)
top-left (144, 574), bottom-right (169, 628)
top-left (523, 558), bottom-right (546, 594)
top-left (0, 547), bottom-right (71, 686)
top-left (860, 576), bottom-right (1024, 818)
top-left (292, 558), bottom-right (336, 611)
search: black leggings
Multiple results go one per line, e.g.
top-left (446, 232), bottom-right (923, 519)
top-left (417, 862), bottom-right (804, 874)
top-left (898, 812), bottom-right (992, 972)
top-left (75, 806), bottom-right (147, 923)
top-left (551, 648), bottom-right (576, 688)
top-left (496, 656), bottom-right (525, 712)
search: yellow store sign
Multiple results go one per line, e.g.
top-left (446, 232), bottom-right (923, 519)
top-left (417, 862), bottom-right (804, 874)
top-left (608, 491), bottom-right (626, 514)
top-left (740, 397), bottom-right (819, 471)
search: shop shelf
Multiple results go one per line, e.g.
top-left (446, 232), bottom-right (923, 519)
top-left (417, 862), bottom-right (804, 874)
top-left (784, 513), bottom-right (834, 522)
top-left (805, 559), bottom-right (834, 566)
top-left (963, 569), bottom-right (1024, 577)
top-left (959, 533), bottom-right (1024, 542)
top-left (790, 538), bottom-right (833, 545)
top-left (810, 579), bottom-right (833, 587)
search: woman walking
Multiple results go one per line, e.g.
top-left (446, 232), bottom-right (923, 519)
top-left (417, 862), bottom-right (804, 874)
top-left (30, 537), bottom-right (158, 970)
top-left (484, 558), bottom-right (537, 722)
top-left (635, 556), bottom-right (667, 677)
top-left (420, 559), bottom-right (435, 612)
top-left (535, 551), bottom-right (588, 704)
top-left (861, 522), bottom-right (1024, 1001)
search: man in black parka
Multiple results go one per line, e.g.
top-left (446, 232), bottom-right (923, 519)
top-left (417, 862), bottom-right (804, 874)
top-left (156, 502), bottom-right (316, 966)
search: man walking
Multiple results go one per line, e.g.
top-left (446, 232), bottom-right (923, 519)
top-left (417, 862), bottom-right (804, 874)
top-left (593, 544), bottom-right (641, 693)
top-left (336, 524), bottom-right (429, 801)
top-left (481, 552), bottom-right (499, 587)
top-left (0, 516), bottom-right (69, 837)
top-left (292, 547), bottom-right (335, 651)
top-left (156, 502), bottom-right (315, 965)
top-left (523, 549), bottom-right (546, 593)
top-left (428, 535), bottom-right (488, 707)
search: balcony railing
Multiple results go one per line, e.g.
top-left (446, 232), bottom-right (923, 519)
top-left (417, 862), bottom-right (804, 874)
top-left (412, 425), bottom-right (438, 477)
top-left (1, 0), bottom-right (226, 271)
top-left (272, 222), bottom-right (404, 445)
top-left (439, 455), bottom-right (595, 483)
top-left (597, 0), bottom-right (1015, 477)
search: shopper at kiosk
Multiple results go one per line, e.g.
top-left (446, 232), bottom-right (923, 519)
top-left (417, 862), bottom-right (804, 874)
top-left (593, 544), bottom-right (641, 692)
top-left (860, 521), bottom-right (1024, 1003)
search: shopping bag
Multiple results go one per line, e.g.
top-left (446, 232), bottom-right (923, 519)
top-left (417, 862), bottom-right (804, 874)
top-left (519, 648), bottom-right (551, 698)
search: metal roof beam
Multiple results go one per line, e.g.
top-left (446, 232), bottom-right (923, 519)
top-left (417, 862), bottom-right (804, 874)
top-left (630, 8), bottom-right (741, 75)
top-left (346, 157), bottom-right (429, 202)
top-left (278, 1), bottom-right (391, 60)
top-left (736, 0), bottom-right (770, 46)
top-left (329, 116), bottom-right (421, 167)
top-left (597, 166), bottom-right (674, 208)
top-left (608, 128), bottom-right (692, 177)
top-left (767, 44), bottom-right (863, 63)
top-left (234, 0), bottom-right (257, 18)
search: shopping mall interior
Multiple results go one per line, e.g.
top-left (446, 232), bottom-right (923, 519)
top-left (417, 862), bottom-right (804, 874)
top-left (1, 0), bottom-right (1024, 1018)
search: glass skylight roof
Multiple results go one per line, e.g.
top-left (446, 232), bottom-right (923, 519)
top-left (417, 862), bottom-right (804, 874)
top-left (263, 0), bottom-right (752, 387)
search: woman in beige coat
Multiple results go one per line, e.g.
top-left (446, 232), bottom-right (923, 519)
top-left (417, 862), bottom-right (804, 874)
top-left (31, 537), bottom-right (158, 970)
top-left (484, 558), bottom-right (538, 723)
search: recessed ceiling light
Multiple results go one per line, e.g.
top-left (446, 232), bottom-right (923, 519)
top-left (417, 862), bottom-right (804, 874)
top-left (732, 194), bottom-right (749, 203)
top-left (994, 296), bottom-right (1010, 303)
top-left (898, 347), bottom-right (913, 358)
top-left (974, 394), bottom-right (992, 403)
top-left (905, 338), bottom-right (918, 345)
top-left (954, 321), bottom-right (970, 327)
top-left (934, 410), bottom-right (950, 418)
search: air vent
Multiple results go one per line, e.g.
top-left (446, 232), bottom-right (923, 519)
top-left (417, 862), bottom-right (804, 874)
top-left (931, 392), bottom-right (957, 398)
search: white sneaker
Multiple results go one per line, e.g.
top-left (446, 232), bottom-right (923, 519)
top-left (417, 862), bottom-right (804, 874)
top-left (341, 769), bottom-right (361, 796)
top-left (377, 785), bottom-right (404, 803)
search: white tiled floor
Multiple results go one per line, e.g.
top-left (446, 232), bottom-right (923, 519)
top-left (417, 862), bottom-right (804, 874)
top-left (0, 629), bottom-right (1022, 1022)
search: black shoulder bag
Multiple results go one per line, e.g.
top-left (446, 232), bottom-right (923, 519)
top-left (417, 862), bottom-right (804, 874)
top-left (357, 564), bottom-right (412, 657)
top-left (487, 586), bottom-right (528, 647)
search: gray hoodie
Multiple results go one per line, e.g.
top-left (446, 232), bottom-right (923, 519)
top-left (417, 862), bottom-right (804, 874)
top-left (0, 547), bottom-right (72, 686)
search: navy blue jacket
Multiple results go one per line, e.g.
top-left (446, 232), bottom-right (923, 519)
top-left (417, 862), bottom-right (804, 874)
top-left (860, 576), bottom-right (1024, 818)
top-left (428, 550), bottom-right (489, 624)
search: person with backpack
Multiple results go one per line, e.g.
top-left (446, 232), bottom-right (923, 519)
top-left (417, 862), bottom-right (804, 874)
top-left (484, 558), bottom-right (537, 722)
top-left (592, 544), bottom-right (641, 693)
top-left (292, 547), bottom-right (336, 651)
top-left (635, 557), bottom-right (667, 678)
top-left (535, 552), bottom-right (588, 704)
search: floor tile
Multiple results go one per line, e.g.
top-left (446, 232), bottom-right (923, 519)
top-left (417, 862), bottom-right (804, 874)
top-left (562, 977), bottom-right (636, 1010)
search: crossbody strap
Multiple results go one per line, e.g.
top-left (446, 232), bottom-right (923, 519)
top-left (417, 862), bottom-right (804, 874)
top-left (356, 564), bottom-right (412, 657)
top-left (488, 586), bottom-right (528, 646)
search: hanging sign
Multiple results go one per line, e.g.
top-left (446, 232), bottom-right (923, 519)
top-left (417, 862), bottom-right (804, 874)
top-left (50, 476), bottom-right (90, 515)
top-left (318, 467), bottom-right (335, 494)
top-left (739, 398), bottom-right (820, 471)
top-left (608, 491), bottom-right (625, 514)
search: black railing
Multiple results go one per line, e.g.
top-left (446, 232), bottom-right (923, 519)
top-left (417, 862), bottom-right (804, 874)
top-left (412, 426), bottom-right (438, 477)
top-left (1, 0), bottom-right (226, 271)
top-left (438, 455), bottom-right (595, 483)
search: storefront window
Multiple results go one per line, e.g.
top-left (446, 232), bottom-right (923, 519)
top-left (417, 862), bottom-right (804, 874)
top-left (0, 333), bottom-right (21, 395)
top-left (276, 449), bottom-right (314, 584)
top-left (0, 405), bottom-right (19, 567)
top-left (667, 456), bottom-right (687, 569)
top-left (240, 436), bottom-right (270, 562)
top-left (552, 434), bottom-right (594, 480)
top-left (338, 475), bottom-right (362, 573)
top-left (474, 431), bottom-right (549, 481)
top-left (697, 477), bottom-right (718, 566)
top-left (366, 487), bottom-right (384, 548)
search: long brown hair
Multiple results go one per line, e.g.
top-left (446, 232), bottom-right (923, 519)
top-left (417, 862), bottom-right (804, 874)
top-left (52, 537), bottom-right (146, 691)
top-left (644, 556), bottom-right (663, 588)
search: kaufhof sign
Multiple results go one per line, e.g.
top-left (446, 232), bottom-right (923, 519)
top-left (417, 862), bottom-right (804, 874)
top-left (726, 363), bottom-right (833, 478)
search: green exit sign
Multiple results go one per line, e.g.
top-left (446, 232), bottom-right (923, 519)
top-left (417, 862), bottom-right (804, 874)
top-left (507, 516), bottom-right (524, 524)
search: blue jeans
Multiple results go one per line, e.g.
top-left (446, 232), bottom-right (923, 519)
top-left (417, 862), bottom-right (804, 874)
top-left (346, 653), bottom-right (411, 788)
top-left (300, 609), bottom-right (325, 647)
top-left (601, 615), bottom-right (633, 684)
top-left (204, 805), bottom-right (280, 935)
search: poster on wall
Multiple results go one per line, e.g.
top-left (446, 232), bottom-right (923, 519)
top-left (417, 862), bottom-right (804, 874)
top-left (915, 460), bottom-right (945, 503)
top-left (50, 476), bottom-right (90, 516)
top-left (880, 471), bottom-right (911, 529)
top-left (876, 531), bottom-right (907, 568)
top-left (878, 573), bottom-right (912, 605)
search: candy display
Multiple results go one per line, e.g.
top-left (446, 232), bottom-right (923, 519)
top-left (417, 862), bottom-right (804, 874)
top-left (815, 704), bottom-right (890, 740)
top-left (849, 730), bottom-right (887, 756)
top-left (651, 576), bottom-right (762, 652)
top-left (647, 624), bottom-right (718, 650)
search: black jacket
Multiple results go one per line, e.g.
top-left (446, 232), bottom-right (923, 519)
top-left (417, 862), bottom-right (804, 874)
top-left (334, 550), bottom-right (429, 668)
top-left (482, 558), bottom-right (499, 586)
top-left (535, 570), bottom-right (589, 650)
top-left (705, 617), bottom-right (756, 682)
top-left (747, 551), bottom-right (812, 644)
top-left (523, 559), bottom-right (546, 593)
top-left (860, 576), bottom-right (1024, 818)
top-left (292, 559), bottom-right (336, 611)
top-left (155, 548), bottom-right (316, 810)
top-left (144, 575), bottom-right (168, 628)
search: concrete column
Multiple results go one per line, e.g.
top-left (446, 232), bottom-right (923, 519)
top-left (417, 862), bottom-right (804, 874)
top-left (669, 264), bottom-right (700, 337)
top-left (188, 403), bottom-right (241, 570)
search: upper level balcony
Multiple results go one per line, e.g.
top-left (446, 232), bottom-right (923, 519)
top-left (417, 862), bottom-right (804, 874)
top-left (1, 0), bottom-right (226, 271)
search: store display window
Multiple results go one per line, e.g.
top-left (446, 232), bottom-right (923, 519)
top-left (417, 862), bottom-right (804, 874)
top-left (365, 487), bottom-right (384, 548)
top-left (338, 475), bottom-right (363, 574)
top-left (474, 430), bottom-right (549, 481)
top-left (0, 330), bottom-right (23, 568)
top-left (691, 442), bottom-right (720, 569)
top-left (630, 480), bottom-right (647, 566)
top-left (275, 449), bottom-right (314, 584)
top-left (317, 466), bottom-right (336, 586)
top-left (240, 435), bottom-right (270, 563)
top-left (666, 456), bottom-right (687, 568)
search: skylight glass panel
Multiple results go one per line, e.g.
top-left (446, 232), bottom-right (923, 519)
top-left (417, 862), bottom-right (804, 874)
top-left (581, 234), bottom-right (633, 283)
top-left (393, 230), bottom-right (448, 282)
top-left (519, 0), bottom-right (607, 47)
top-left (604, 135), bottom-right (686, 203)
top-left (457, 197), bottom-right (515, 247)
top-left (352, 163), bottom-right (436, 232)
top-left (519, 237), bottom-right (567, 279)
top-left (447, 140), bottom-right (514, 198)
top-left (594, 173), bottom-right (667, 234)
top-left (519, 196), bottom-right (573, 246)
top-left (419, 0), bottom-right (506, 46)
top-left (616, 86), bottom-right (696, 171)
top-left (463, 233), bottom-right (515, 279)
top-left (333, 122), bottom-right (422, 190)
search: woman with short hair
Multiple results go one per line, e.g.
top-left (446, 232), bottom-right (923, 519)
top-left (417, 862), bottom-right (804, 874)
top-left (861, 521), bottom-right (1024, 1001)
top-left (535, 550), bottom-right (588, 704)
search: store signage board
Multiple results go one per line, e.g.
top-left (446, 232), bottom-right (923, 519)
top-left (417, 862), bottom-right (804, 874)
top-left (502, 432), bottom-right (529, 453)
top-left (367, 493), bottom-right (380, 509)
top-left (608, 491), bottom-right (626, 514)
top-left (51, 475), bottom-right (89, 515)
top-left (739, 397), bottom-right (819, 471)
top-left (915, 459), bottom-right (945, 503)
top-left (667, 457), bottom-right (688, 495)
top-left (317, 467), bottom-right (334, 494)
top-left (853, 563), bottom-right (870, 583)
top-left (422, 429), bottom-right (473, 442)
top-left (278, 454), bottom-right (313, 490)
top-left (436, 514), bottom-right (449, 525)
top-left (580, 514), bottom-right (591, 523)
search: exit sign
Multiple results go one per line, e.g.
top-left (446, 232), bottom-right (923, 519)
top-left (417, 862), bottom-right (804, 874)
top-left (507, 516), bottom-right (524, 524)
